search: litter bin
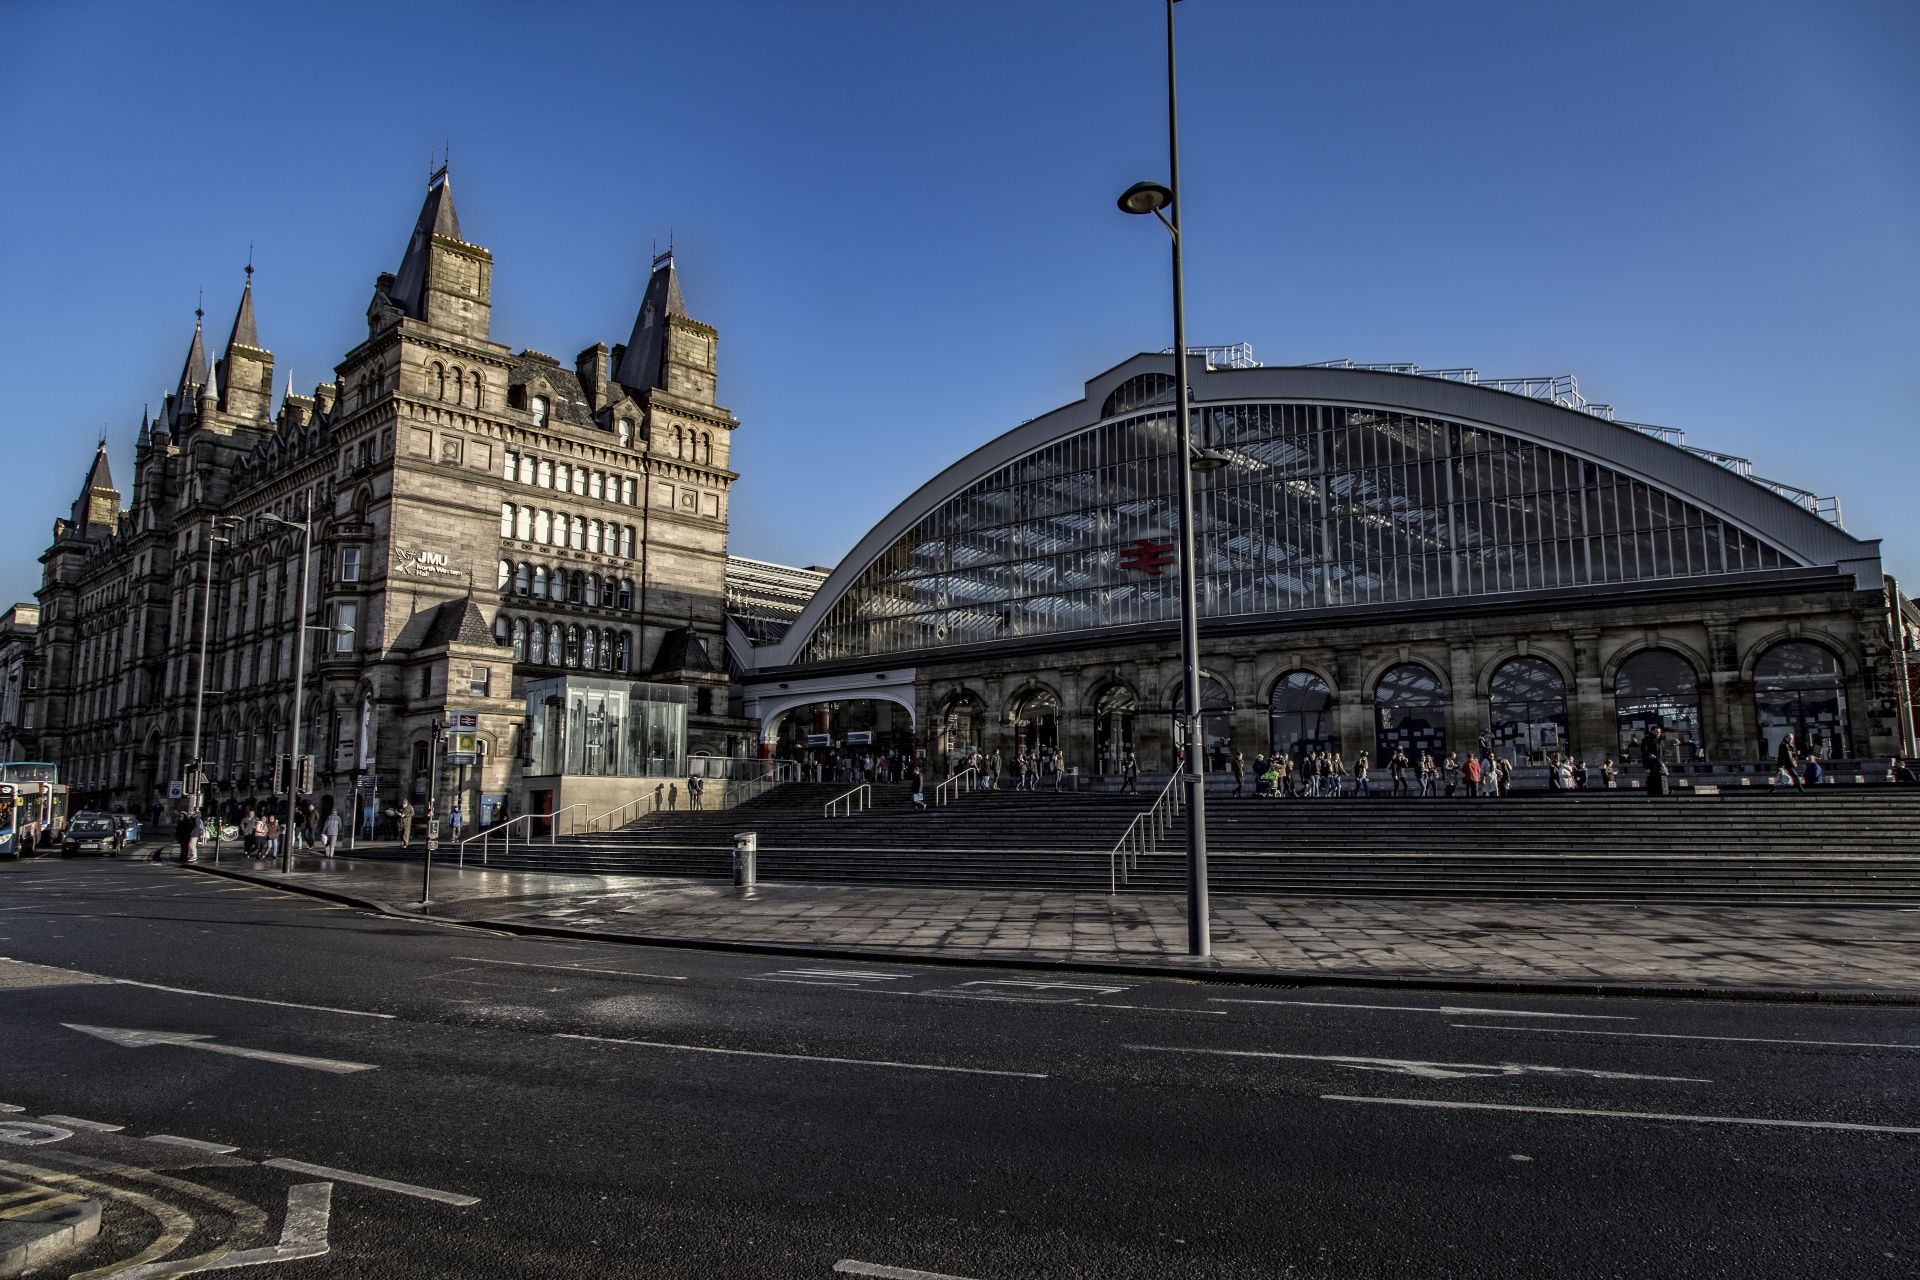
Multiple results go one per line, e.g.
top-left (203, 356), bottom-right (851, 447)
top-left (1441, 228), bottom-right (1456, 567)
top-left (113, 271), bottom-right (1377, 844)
top-left (733, 831), bottom-right (757, 887)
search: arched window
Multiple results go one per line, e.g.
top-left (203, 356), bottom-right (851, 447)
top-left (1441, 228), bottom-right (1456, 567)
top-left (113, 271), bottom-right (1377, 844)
top-left (565, 625), bottom-right (581, 667)
top-left (529, 621), bottom-right (546, 664)
top-left (589, 471), bottom-right (604, 500)
top-left (536, 458), bottom-right (553, 488)
top-left (554, 463), bottom-right (570, 493)
top-left (569, 516), bottom-right (585, 550)
top-left (511, 618), bottom-right (527, 661)
top-left (569, 571), bottom-right (585, 604)
top-left (582, 628), bottom-right (597, 669)
top-left (532, 566), bottom-right (549, 599)
top-left (618, 578), bottom-right (634, 610)
top-left (530, 395), bottom-right (549, 427)
top-left (584, 576), bottom-right (599, 607)
top-left (1489, 658), bottom-right (1568, 763)
top-left (672, 426), bottom-right (684, 458)
top-left (1171, 674), bottom-right (1235, 771)
top-left (517, 454), bottom-right (534, 485)
top-left (619, 525), bottom-right (635, 558)
top-left (587, 520), bottom-right (602, 554)
top-left (514, 562), bottom-right (530, 595)
top-left (500, 503), bottom-right (515, 537)
top-left (534, 510), bottom-right (551, 544)
top-left (1754, 642), bottom-right (1850, 760)
top-left (468, 371), bottom-right (482, 408)
top-left (621, 477), bottom-right (636, 505)
top-left (615, 632), bottom-right (630, 672)
top-left (450, 365), bottom-right (465, 405)
top-left (1614, 651), bottom-right (1701, 761)
top-left (430, 362), bottom-right (446, 400)
top-left (515, 506), bottom-right (532, 540)
top-left (497, 559), bottom-right (511, 592)
top-left (616, 419), bottom-right (633, 447)
top-left (549, 623), bottom-right (563, 665)
top-left (573, 467), bottom-right (587, 497)
top-left (1011, 689), bottom-right (1060, 753)
top-left (1375, 663), bottom-right (1446, 761)
top-left (1269, 671), bottom-right (1334, 759)
top-left (1093, 684), bottom-right (1137, 774)
top-left (493, 615), bottom-right (509, 645)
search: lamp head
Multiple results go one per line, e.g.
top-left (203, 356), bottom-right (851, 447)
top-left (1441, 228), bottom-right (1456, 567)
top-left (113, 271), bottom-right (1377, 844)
top-left (1117, 181), bottom-right (1173, 215)
top-left (1190, 447), bottom-right (1232, 474)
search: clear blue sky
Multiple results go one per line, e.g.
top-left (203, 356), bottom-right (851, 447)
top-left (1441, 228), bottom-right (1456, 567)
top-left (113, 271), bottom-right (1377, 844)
top-left (1, 0), bottom-right (1914, 606)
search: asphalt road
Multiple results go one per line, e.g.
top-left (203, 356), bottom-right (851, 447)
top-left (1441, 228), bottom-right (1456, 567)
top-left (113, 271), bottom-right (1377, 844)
top-left (1, 854), bottom-right (1916, 1279)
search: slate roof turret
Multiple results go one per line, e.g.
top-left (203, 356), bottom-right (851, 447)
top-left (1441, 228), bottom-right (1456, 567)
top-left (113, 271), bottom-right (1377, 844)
top-left (388, 167), bottom-right (461, 322)
top-left (612, 251), bottom-right (686, 392)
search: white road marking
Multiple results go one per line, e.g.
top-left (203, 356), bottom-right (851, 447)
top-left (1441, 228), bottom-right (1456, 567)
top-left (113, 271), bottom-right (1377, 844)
top-left (1085, 1004), bottom-right (1226, 1015)
top-left (748, 978), bottom-right (867, 988)
top-left (0, 1121), bottom-right (74, 1145)
top-left (960, 980), bottom-right (1129, 994)
top-left (1322, 1094), bottom-right (1920, 1134)
top-left (0, 957), bottom-right (393, 1018)
top-left (262, 1158), bottom-right (479, 1206)
top-left (558, 1032), bottom-right (1049, 1079)
top-left (63, 1024), bottom-right (378, 1074)
top-left (777, 969), bottom-right (911, 981)
top-left (145, 1134), bottom-right (241, 1154)
top-left (40, 1113), bottom-right (122, 1131)
top-left (1131, 1044), bottom-right (1708, 1082)
top-left (118, 1182), bottom-right (333, 1275)
top-left (1211, 998), bottom-right (1632, 1021)
top-left (1452, 1024), bottom-right (1920, 1050)
top-left (0, 1104), bottom-right (20, 1113)
top-left (450, 956), bottom-right (686, 980)
top-left (835, 1261), bottom-right (980, 1280)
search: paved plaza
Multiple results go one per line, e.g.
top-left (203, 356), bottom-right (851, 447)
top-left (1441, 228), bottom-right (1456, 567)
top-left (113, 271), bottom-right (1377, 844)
top-left (188, 850), bottom-right (1920, 996)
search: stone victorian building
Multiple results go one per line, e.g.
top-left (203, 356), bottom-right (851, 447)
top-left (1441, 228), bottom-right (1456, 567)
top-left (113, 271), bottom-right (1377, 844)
top-left (28, 167), bottom-right (748, 823)
top-left (740, 354), bottom-right (1918, 777)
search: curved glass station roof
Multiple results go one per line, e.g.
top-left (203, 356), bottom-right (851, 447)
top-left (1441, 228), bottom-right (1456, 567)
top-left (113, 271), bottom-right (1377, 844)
top-left (775, 359), bottom-right (1866, 669)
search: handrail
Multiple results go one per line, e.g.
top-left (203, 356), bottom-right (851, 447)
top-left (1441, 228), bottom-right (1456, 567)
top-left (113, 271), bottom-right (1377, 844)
top-left (458, 802), bottom-right (587, 867)
top-left (823, 784), bottom-right (871, 818)
top-left (1108, 774), bottom-right (1185, 893)
top-left (934, 767), bottom-right (978, 807)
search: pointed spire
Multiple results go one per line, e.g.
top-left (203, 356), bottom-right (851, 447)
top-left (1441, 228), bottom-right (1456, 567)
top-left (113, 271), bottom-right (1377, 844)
top-left (174, 307), bottom-right (208, 403)
top-left (200, 358), bottom-right (219, 405)
top-left (226, 259), bottom-right (260, 352)
top-left (388, 165), bottom-right (461, 320)
top-left (138, 405), bottom-right (150, 447)
top-left (80, 440), bottom-right (115, 494)
top-left (612, 248), bottom-right (689, 391)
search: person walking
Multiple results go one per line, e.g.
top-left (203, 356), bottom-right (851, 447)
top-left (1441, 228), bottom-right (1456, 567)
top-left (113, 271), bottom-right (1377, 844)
top-left (688, 775), bottom-right (705, 810)
top-left (1419, 751), bottom-right (1438, 797)
top-left (1120, 750), bottom-right (1139, 795)
top-left (1496, 755), bottom-right (1514, 797)
top-left (1772, 733), bottom-right (1803, 793)
top-left (397, 798), bottom-right (416, 849)
top-left (908, 764), bottom-right (926, 811)
top-left (1390, 749), bottom-right (1410, 798)
top-left (1230, 751), bottom-right (1246, 799)
top-left (1443, 751), bottom-right (1460, 797)
top-left (1641, 725), bottom-right (1670, 797)
top-left (264, 814), bottom-right (281, 861)
top-left (1601, 757), bottom-right (1618, 789)
top-left (1462, 753), bottom-right (1482, 798)
top-left (1352, 751), bottom-right (1371, 798)
top-left (174, 809), bottom-right (201, 863)
top-left (320, 806), bottom-right (342, 857)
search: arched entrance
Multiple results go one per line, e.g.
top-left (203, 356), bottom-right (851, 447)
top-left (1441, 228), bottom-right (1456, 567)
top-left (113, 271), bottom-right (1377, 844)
top-left (1091, 685), bottom-right (1137, 774)
top-left (1172, 674), bottom-right (1234, 772)
top-left (1615, 650), bottom-right (1702, 761)
top-left (1375, 663), bottom-right (1446, 761)
top-left (1011, 689), bottom-right (1059, 754)
top-left (1269, 671), bottom-right (1333, 760)
top-left (1754, 642), bottom-right (1851, 759)
top-left (934, 690), bottom-right (985, 763)
top-left (1489, 657), bottom-right (1567, 763)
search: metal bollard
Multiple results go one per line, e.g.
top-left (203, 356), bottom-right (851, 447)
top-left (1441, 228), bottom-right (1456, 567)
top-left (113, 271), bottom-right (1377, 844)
top-left (733, 831), bottom-right (757, 887)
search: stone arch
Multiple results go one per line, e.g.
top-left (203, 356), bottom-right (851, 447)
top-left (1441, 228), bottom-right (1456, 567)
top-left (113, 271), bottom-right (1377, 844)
top-left (1260, 660), bottom-right (1340, 708)
top-left (1359, 652), bottom-right (1449, 700)
top-left (1738, 628), bottom-right (1858, 682)
top-left (1475, 647), bottom-right (1573, 696)
top-left (1601, 636), bottom-right (1712, 687)
top-left (1158, 668), bottom-right (1235, 710)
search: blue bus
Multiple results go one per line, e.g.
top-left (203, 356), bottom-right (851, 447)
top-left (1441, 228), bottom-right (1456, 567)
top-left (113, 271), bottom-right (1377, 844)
top-left (0, 763), bottom-right (66, 858)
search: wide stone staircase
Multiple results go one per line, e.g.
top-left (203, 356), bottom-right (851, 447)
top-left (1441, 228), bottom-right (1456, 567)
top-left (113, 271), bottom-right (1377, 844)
top-left (405, 781), bottom-right (1920, 905)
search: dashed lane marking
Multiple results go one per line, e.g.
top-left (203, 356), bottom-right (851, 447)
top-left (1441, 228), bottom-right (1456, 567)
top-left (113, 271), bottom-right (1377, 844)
top-left (64, 1024), bottom-right (379, 1074)
top-left (144, 1135), bottom-right (241, 1155)
top-left (0, 957), bottom-right (393, 1018)
top-left (1452, 1024), bottom-right (1920, 1050)
top-left (1132, 1044), bottom-right (1709, 1082)
top-left (1085, 1004), bottom-right (1226, 1015)
top-left (558, 1033), bottom-right (1049, 1079)
top-left (1322, 1094), bottom-right (1920, 1134)
top-left (1211, 998), bottom-right (1633, 1020)
top-left (449, 956), bottom-right (686, 980)
top-left (40, 1114), bottom-right (123, 1132)
top-left (262, 1158), bottom-right (479, 1206)
top-left (834, 1261), bottom-right (981, 1280)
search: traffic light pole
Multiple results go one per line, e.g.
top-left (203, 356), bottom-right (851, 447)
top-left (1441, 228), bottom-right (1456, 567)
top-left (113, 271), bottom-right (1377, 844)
top-left (421, 720), bottom-right (444, 905)
top-left (278, 491), bottom-right (313, 874)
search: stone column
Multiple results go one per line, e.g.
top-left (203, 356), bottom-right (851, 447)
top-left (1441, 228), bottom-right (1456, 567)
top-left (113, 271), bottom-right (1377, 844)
top-left (1705, 617), bottom-right (1743, 761)
top-left (1333, 651), bottom-right (1368, 758)
top-left (1449, 642), bottom-right (1479, 756)
top-left (1570, 630), bottom-right (1607, 765)
top-left (1230, 651), bottom-right (1261, 757)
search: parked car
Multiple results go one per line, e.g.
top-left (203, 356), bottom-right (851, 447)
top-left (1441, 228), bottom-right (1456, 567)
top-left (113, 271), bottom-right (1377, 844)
top-left (112, 812), bottom-right (143, 845)
top-left (61, 813), bottom-right (122, 856)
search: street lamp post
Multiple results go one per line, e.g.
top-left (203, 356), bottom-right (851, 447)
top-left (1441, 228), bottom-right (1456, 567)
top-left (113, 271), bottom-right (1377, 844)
top-left (259, 489), bottom-right (332, 875)
top-left (187, 516), bottom-right (240, 819)
top-left (1118, 0), bottom-right (1216, 957)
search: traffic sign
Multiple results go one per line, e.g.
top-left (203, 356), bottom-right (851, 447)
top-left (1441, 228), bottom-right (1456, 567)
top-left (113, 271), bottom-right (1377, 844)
top-left (449, 711), bottom-right (479, 730)
top-left (168, 781), bottom-right (184, 799)
top-left (447, 731), bottom-right (478, 765)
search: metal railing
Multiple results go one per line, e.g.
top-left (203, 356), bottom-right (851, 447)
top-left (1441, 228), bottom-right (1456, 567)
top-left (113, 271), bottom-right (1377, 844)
top-left (1108, 774), bottom-right (1185, 894)
top-left (458, 803), bottom-right (586, 867)
top-left (934, 767), bottom-right (979, 807)
top-left (824, 784), bottom-right (871, 818)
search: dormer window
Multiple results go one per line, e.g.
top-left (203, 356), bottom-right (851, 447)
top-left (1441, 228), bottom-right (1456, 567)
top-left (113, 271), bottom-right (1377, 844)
top-left (616, 418), bottom-right (633, 447)
top-left (530, 396), bottom-right (549, 427)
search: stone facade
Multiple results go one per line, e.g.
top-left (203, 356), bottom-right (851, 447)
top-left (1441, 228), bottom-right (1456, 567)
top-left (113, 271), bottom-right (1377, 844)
top-left (26, 167), bottom-right (751, 821)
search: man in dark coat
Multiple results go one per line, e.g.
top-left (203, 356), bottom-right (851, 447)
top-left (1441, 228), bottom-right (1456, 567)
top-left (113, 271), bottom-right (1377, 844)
top-left (1640, 726), bottom-right (1668, 796)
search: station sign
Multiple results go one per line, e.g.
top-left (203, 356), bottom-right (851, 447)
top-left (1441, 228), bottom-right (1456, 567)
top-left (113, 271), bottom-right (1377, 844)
top-left (447, 731), bottom-right (478, 766)
top-left (845, 731), bottom-right (873, 746)
top-left (804, 734), bottom-right (832, 748)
